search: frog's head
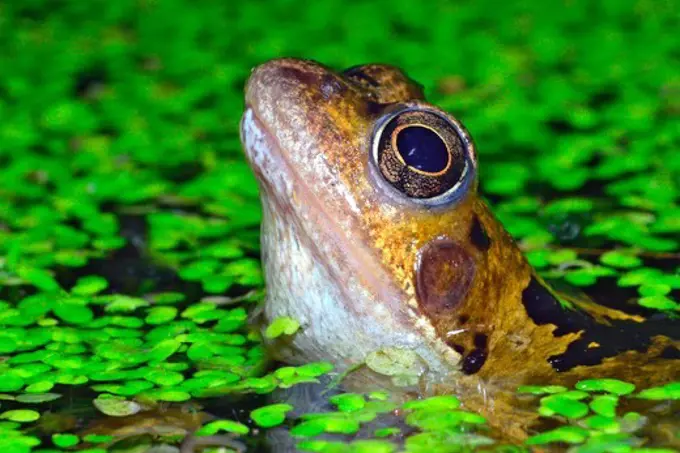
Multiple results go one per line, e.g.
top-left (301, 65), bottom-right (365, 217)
top-left (240, 59), bottom-right (557, 389)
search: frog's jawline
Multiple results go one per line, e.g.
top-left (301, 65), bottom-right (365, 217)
top-left (241, 106), bottom-right (464, 377)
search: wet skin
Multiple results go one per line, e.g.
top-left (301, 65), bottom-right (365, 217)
top-left (239, 59), bottom-right (678, 432)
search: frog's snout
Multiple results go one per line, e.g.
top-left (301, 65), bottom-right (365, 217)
top-left (244, 58), bottom-right (329, 111)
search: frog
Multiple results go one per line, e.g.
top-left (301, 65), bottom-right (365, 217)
top-left (239, 58), bottom-right (678, 434)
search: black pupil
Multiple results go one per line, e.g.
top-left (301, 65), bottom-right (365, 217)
top-left (395, 126), bottom-right (449, 173)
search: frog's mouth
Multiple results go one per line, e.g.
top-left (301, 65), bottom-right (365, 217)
top-left (240, 106), bottom-right (318, 217)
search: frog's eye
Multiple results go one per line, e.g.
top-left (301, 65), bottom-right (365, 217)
top-left (372, 107), bottom-right (475, 204)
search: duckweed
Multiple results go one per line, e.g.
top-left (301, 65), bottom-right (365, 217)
top-left (576, 379), bottom-right (636, 396)
top-left (292, 414), bottom-right (363, 438)
top-left (402, 395), bottom-right (461, 411)
top-left (50, 435), bottom-right (79, 449)
top-left (374, 427), bottom-right (401, 438)
top-left (526, 426), bottom-right (590, 445)
top-left (264, 316), bottom-right (301, 339)
top-left (589, 395), bottom-right (619, 418)
top-left (0, 411), bottom-right (40, 423)
top-left (636, 383), bottom-right (680, 400)
top-left (517, 385), bottom-right (568, 395)
top-left (92, 394), bottom-right (141, 417)
top-left (329, 393), bottom-right (366, 413)
top-left (539, 394), bottom-right (590, 419)
top-left (251, 403), bottom-right (294, 428)
top-left (195, 419), bottom-right (250, 436)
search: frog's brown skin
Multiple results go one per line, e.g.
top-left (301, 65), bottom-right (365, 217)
top-left (240, 58), bottom-right (678, 437)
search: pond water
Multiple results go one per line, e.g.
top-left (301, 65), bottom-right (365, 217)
top-left (0, 0), bottom-right (678, 452)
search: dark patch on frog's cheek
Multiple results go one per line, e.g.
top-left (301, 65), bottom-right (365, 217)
top-left (461, 333), bottom-right (489, 375)
top-left (415, 240), bottom-right (490, 375)
top-left (548, 318), bottom-right (680, 371)
top-left (469, 215), bottom-right (491, 251)
top-left (415, 239), bottom-right (475, 317)
top-left (521, 276), bottom-right (587, 336)
top-left (660, 346), bottom-right (680, 359)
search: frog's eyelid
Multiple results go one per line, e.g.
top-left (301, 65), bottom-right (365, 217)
top-left (342, 65), bottom-right (381, 87)
top-left (341, 64), bottom-right (426, 103)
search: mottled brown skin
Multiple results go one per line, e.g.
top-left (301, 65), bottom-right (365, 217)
top-left (240, 59), bottom-right (678, 440)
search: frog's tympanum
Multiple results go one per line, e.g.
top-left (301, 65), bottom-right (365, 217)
top-left (240, 59), bottom-right (678, 433)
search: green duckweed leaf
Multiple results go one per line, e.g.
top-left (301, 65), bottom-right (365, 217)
top-left (93, 394), bottom-right (142, 417)
top-left (590, 395), bottom-right (619, 417)
top-left (147, 338), bottom-right (182, 362)
top-left (251, 403), bottom-right (294, 428)
top-left (540, 393), bottom-right (589, 419)
top-left (636, 382), bottom-right (680, 400)
top-left (53, 302), bottom-right (94, 325)
top-left (82, 434), bottom-right (115, 444)
top-left (517, 385), bottom-right (568, 395)
top-left (374, 427), bottom-right (401, 438)
top-left (24, 381), bottom-right (54, 393)
top-left (196, 419), bottom-right (249, 436)
top-left (15, 393), bottom-right (61, 404)
top-left (351, 440), bottom-right (397, 453)
top-left (329, 393), bottom-right (365, 413)
top-left (71, 276), bottom-right (108, 296)
top-left (576, 378), bottom-right (636, 395)
top-left (405, 409), bottom-right (486, 431)
top-left (0, 376), bottom-right (25, 393)
top-left (526, 426), bottom-right (589, 445)
top-left (17, 266), bottom-right (61, 292)
top-left (365, 348), bottom-right (422, 380)
top-left (141, 389), bottom-right (191, 402)
top-left (296, 440), bottom-right (349, 453)
top-left (264, 316), bottom-right (301, 339)
top-left (638, 295), bottom-right (679, 311)
top-left (52, 434), bottom-right (79, 448)
top-left (600, 250), bottom-right (642, 269)
top-left (617, 268), bottom-right (664, 287)
top-left (584, 414), bottom-right (621, 433)
top-left (0, 410), bottom-right (40, 423)
top-left (292, 414), bottom-right (360, 437)
top-left (402, 395), bottom-right (461, 410)
top-left (145, 306), bottom-right (178, 325)
top-left (0, 337), bottom-right (18, 354)
top-left (638, 284), bottom-right (672, 297)
top-left (294, 362), bottom-right (334, 377)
